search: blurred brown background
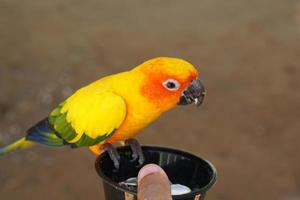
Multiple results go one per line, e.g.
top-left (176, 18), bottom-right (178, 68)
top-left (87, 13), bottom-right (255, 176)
top-left (0, 0), bottom-right (300, 199)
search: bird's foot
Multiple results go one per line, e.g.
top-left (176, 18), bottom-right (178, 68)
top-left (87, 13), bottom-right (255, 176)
top-left (103, 143), bottom-right (120, 170)
top-left (125, 138), bottom-right (145, 167)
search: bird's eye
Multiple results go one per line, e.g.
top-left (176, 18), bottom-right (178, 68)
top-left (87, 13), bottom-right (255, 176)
top-left (162, 79), bottom-right (180, 91)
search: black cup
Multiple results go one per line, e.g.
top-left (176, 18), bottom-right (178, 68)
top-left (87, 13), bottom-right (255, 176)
top-left (95, 146), bottom-right (217, 200)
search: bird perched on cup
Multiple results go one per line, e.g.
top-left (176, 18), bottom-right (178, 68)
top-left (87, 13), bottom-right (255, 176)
top-left (0, 57), bottom-right (205, 169)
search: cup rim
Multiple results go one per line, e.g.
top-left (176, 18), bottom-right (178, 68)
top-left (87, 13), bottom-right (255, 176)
top-left (95, 145), bottom-right (217, 198)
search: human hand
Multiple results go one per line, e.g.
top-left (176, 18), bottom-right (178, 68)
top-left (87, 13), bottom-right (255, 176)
top-left (137, 164), bottom-right (172, 200)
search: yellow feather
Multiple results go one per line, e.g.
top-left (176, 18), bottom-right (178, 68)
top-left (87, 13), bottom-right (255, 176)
top-left (61, 85), bottom-right (126, 143)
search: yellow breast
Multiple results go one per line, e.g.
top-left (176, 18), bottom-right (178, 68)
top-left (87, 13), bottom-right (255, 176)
top-left (90, 70), bottom-right (163, 142)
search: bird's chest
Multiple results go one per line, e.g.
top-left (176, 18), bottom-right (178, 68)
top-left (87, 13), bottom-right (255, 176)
top-left (109, 104), bottom-right (161, 141)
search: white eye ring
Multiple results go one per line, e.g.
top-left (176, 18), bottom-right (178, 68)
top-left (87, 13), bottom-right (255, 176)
top-left (162, 79), bottom-right (180, 91)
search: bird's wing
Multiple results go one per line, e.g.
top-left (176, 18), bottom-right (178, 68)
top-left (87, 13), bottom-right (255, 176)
top-left (48, 86), bottom-right (126, 147)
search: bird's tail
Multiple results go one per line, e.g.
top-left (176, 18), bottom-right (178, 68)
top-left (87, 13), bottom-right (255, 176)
top-left (0, 137), bottom-right (34, 156)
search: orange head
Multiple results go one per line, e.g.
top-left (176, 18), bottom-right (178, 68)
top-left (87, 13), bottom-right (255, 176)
top-left (134, 57), bottom-right (205, 112)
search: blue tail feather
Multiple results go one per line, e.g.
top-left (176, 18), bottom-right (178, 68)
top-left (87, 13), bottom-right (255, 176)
top-left (0, 118), bottom-right (68, 155)
top-left (26, 118), bottom-right (66, 147)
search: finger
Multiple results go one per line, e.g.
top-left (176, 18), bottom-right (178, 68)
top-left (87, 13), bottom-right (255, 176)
top-left (137, 164), bottom-right (172, 200)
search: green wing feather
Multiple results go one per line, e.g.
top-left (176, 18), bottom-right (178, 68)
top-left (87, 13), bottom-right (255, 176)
top-left (49, 103), bottom-right (78, 142)
top-left (48, 88), bottom-right (126, 147)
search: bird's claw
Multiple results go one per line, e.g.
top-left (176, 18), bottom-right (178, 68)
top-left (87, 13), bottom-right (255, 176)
top-left (130, 152), bottom-right (139, 162)
top-left (103, 139), bottom-right (145, 171)
top-left (103, 143), bottom-right (120, 171)
top-left (125, 139), bottom-right (145, 167)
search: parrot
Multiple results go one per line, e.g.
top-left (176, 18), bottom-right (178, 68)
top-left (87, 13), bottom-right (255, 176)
top-left (0, 57), bottom-right (205, 169)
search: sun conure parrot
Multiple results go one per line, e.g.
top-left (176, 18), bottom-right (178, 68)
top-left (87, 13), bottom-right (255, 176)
top-left (0, 57), bottom-right (205, 169)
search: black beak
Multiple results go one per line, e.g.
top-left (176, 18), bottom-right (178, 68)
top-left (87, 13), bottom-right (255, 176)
top-left (178, 79), bottom-right (206, 106)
